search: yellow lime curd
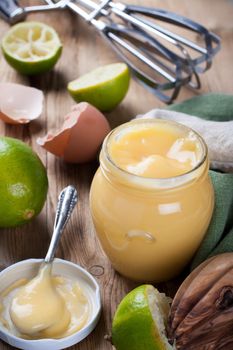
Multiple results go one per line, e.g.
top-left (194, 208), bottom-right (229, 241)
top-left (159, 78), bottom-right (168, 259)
top-left (0, 264), bottom-right (91, 339)
top-left (90, 119), bottom-right (214, 282)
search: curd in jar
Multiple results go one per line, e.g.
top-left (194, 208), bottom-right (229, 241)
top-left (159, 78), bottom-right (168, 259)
top-left (0, 263), bottom-right (91, 339)
top-left (90, 119), bottom-right (214, 282)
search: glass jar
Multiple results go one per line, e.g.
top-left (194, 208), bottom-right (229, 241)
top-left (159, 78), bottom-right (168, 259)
top-left (89, 119), bottom-right (214, 282)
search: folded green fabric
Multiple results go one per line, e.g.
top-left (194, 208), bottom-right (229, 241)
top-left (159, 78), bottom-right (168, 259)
top-left (167, 94), bottom-right (233, 269)
top-left (191, 171), bottom-right (233, 269)
top-left (168, 93), bottom-right (233, 121)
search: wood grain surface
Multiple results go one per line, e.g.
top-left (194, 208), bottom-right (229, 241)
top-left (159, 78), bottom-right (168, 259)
top-left (0, 1), bottom-right (233, 349)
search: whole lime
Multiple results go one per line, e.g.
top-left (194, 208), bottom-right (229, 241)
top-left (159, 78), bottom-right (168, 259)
top-left (112, 285), bottom-right (174, 350)
top-left (0, 137), bottom-right (48, 227)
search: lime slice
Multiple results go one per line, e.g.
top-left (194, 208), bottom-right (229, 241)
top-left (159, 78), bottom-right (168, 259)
top-left (112, 285), bottom-right (174, 350)
top-left (67, 63), bottom-right (130, 112)
top-left (1, 21), bottom-right (62, 75)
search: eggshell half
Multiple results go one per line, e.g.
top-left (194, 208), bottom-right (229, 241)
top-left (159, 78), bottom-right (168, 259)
top-left (0, 83), bottom-right (43, 124)
top-left (37, 102), bottom-right (111, 163)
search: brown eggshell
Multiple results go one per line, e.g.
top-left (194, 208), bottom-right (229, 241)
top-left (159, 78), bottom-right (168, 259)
top-left (37, 102), bottom-right (111, 163)
top-left (0, 83), bottom-right (43, 124)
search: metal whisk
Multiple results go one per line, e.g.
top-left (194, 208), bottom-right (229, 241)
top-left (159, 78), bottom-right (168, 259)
top-left (0, 0), bottom-right (221, 103)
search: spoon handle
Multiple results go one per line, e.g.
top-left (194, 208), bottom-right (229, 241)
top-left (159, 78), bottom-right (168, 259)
top-left (45, 186), bottom-right (78, 263)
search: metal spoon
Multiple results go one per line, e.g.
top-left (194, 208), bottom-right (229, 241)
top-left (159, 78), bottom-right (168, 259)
top-left (45, 185), bottom-right (78, 263)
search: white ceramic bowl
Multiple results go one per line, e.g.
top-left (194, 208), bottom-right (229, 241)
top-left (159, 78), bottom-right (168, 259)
top-left (0, 258), bottom-right (101, 350)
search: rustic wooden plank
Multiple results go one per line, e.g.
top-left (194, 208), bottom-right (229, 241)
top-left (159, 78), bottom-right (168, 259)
top-left (0, 0), bottom-right (233, 349)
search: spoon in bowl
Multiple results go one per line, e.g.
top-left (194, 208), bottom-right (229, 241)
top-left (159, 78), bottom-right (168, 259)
top-left (45, 185), bottom-right (78, 263)
top-left (9, 186), bottom-right (78, 338)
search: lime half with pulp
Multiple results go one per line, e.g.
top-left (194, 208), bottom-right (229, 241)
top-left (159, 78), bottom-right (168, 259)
top-left (112, 285), bottom-right (174, 350)
top-left (67, 63), bottom-right (130, 112)
top-left (1, 21), bottom-right (62, 75)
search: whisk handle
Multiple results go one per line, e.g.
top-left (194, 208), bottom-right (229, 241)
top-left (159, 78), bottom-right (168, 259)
top-left (0, 0), bottom-right (25, 23)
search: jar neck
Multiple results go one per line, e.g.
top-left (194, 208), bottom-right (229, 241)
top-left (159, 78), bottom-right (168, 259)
top-left (100, 119), bottom-right (209, 191)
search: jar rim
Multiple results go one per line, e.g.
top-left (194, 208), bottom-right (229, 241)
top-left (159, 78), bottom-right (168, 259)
top-left (101, 118), bottom-right (208, 189)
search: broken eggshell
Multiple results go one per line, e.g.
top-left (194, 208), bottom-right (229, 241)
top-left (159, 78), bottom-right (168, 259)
top-left (0, 83), bottom-right (43, 124)
top-left (37, 102), bottom-right (111, 163)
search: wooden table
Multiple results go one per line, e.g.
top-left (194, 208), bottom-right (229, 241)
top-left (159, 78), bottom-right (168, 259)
top-left (0, 0), bottom-right (233, 349)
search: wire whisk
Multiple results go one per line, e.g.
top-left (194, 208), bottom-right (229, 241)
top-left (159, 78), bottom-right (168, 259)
top-left (0, 0), bottom-right (221, 103)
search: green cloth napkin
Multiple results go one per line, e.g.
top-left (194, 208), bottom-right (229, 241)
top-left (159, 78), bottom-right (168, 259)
top-left (167, 94), bottom-right (233, 269)
top-left (167, 93), bottom-right (233, 121)
top-left (191, 171), bottom-right (233, 269)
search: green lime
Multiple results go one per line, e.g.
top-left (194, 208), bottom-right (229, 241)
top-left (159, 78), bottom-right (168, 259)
top-left (1, 21), bottom-right (62, 75)
top-left (112, 285), bottom-right (174, 350)
top-left (67, 63), bottom-right (130, 111)
top-left (0, 137), bottom-right (48, 227)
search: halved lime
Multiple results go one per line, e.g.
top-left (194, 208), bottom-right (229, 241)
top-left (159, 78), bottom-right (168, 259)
top-left (67, 63), bottom-right (130, 112)
top-left (1, 21), bottom-right (62, 75)
top-left (112, 285), bottom-right (174, 350)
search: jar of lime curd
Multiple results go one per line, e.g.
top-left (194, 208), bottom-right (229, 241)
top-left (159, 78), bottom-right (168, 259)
top-left (89, 119), bottom-right (214, 282)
